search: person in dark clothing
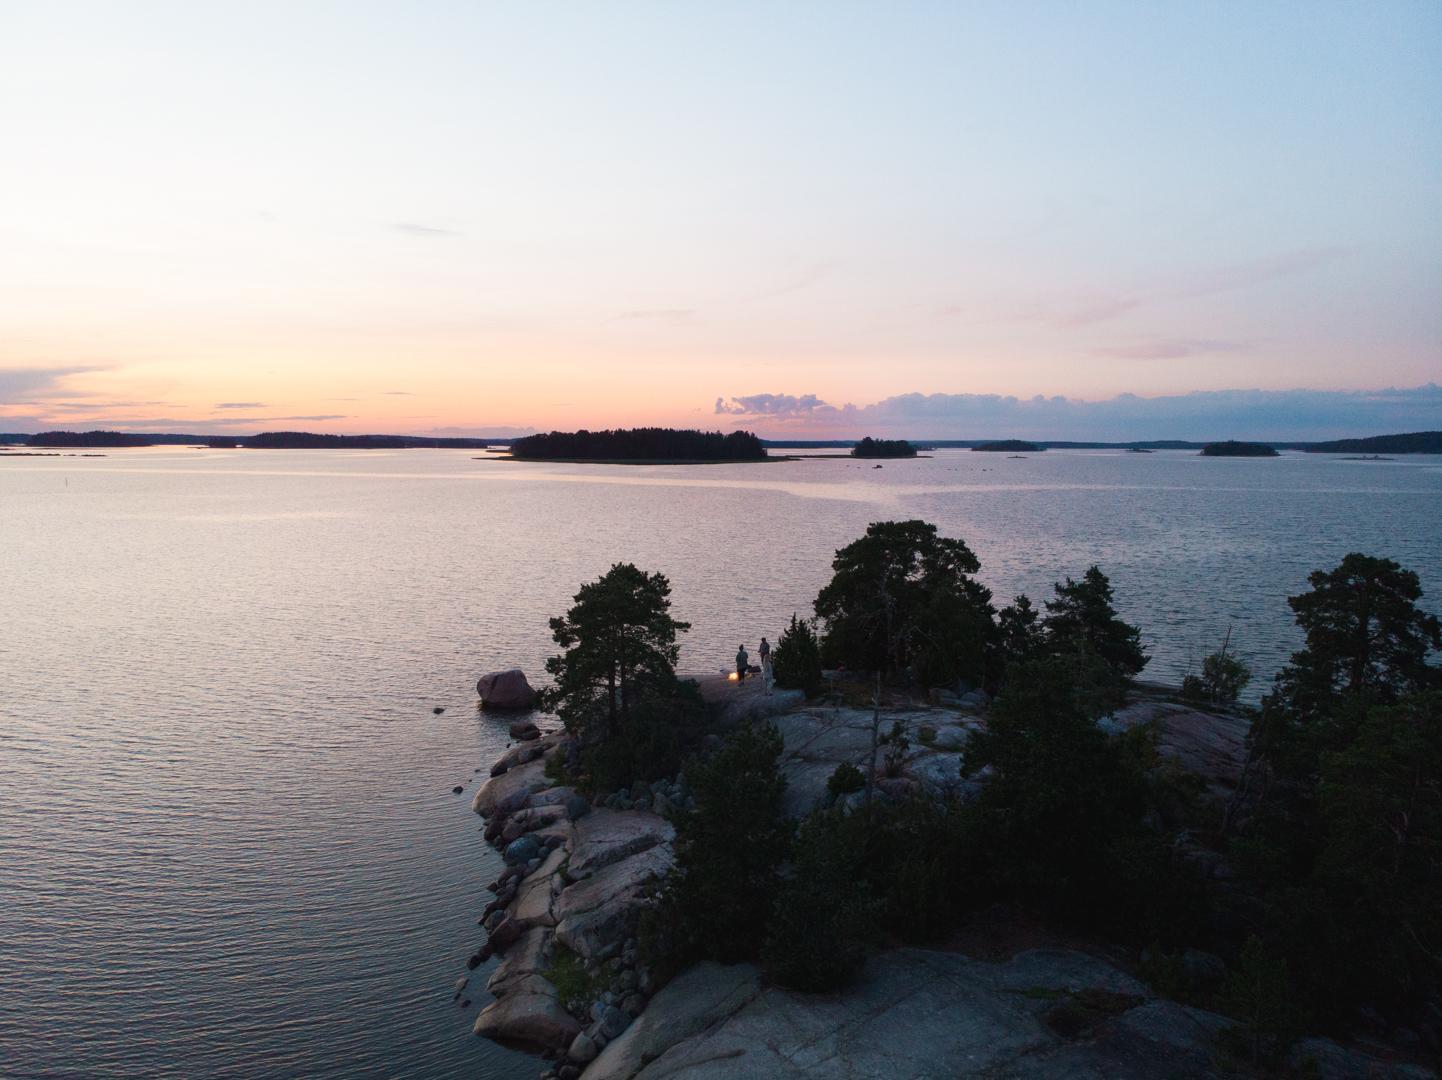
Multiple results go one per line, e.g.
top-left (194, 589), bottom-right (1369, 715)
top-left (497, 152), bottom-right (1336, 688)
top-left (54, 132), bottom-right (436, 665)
top-left (759, 637), bottom-right (770, 669)
top-left (736, 645), bottom-right (749, 682)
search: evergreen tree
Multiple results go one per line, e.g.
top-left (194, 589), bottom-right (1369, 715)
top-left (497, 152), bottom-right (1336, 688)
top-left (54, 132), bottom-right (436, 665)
top-left (771, 613), bottom-right (824, 697)
top-left (660, 723), bottom-right (790, 964)
top-left (543, 562), bottom-right (690, 743)
top-left (1042, 565), bottom-right (1148, 683)
top-left (814, 520), bottom-right (995, 687)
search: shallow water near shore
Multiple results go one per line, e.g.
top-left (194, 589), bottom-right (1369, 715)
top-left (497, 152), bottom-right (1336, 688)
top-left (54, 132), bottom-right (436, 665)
top-left (2, 446), bottom-right (1439, 1078)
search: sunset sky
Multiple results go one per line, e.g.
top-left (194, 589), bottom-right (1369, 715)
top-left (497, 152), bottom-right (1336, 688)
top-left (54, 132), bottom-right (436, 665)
top-left (2, 2), bottom-right (1439, 439)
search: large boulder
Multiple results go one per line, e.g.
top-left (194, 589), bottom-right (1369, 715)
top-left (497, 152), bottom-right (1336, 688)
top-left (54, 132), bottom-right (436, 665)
top-left (567, 810), bottom-right (674, 880)
top-left (555, 845), bottom-right (673, 961)
top-left (473, 985), bottom-right (580, 1052)
top-left (487, 926), bottom-right (554, 997)
top-left (477, 668), bottom-right (539, 710)
top-left (473, 757), bottom-right (551, 817)
top-left (624, 947), bottom-right (1223, 1079)
top-left (1108, 700), bottom-right (1249, 798)
top-left (582, 962), bottom-right (764, 1080)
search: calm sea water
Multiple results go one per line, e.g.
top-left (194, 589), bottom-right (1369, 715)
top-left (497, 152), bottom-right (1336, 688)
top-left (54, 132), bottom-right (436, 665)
top-left (2, 446), bottom-right (1439, 1078)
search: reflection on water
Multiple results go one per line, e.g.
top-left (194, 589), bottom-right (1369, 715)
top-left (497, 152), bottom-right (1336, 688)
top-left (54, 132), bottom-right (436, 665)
top-left (1, 447), bottom-right (1438, 1078)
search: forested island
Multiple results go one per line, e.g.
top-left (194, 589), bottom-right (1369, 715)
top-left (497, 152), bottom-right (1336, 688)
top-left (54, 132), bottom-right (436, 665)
top-left (25, 430), bottom-right (156, 447)
top-left (505, 427), bottom-right (767, 463)
top-left (849, 437), bottom-right (916, 459)
top-left (1200, 440), bottom-right (1280, 457)
top-left (1305, 430), bottom-right (1442, 454)
top-left (464, 523), bottom-right (1441, 1077)
top-left (973, 439), bottom-right (1043, 452)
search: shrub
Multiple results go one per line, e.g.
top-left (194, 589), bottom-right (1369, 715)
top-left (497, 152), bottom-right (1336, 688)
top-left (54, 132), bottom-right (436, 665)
top-left (1183, 648), bottom-right (1251, 708)
top-left (964, 653), bottom-right (1192, 938)
top-left (1221, 936), bottom-right (1304, 1069)
top-left (654, 723), bottom-right (790, 965)
top-left (826, 762), bottom-right (865, 799)
top-left (771, 613), bottom-right (824, 697)
top-left (765, 813), bottom-right (879, 991)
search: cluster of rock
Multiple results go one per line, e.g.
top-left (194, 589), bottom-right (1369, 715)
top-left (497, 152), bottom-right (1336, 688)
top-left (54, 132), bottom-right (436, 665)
top-left (594, 776), bottom-right (693, 817)
top-left (468, 735), bottom-right (679, 1076)
top-left (463, 674), bottom-right (1426, 1079)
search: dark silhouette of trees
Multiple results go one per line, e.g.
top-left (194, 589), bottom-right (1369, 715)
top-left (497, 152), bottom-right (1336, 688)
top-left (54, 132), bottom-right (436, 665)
top-left (542, 564), bottom-right (698, 786)
top-left (653, 723), bottom-right (790, 965)
top-left (850, 437), bottom-right (916, 459)
top-left (1239, 553), bottom-right (1442, 1025)
top-left (771, 614), bottom-right (824, 697)
top-left (510, 427), bottom-right (765, 461)
top-left (27, 430), bottom-right (152, 447)
top-left (1200, 441), bottom-right (1279, 457)
top-left (814, 520), bottom-right (995, 687)
top-left (1042, 566), bottom-right (1149, 686)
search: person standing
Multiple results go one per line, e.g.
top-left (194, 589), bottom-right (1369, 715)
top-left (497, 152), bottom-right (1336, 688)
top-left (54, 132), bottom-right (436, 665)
top-left (758, 636), bottom-right (771, 670)
top-left (736, 644), bottom-right (749, 682)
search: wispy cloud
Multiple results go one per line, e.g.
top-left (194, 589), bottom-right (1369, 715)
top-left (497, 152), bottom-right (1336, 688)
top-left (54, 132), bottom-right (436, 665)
top-left (381, 390), bottom-right (413, 396)
top-left (712, 384), bottom-right (1442, 441)
top-left (738, 259), bottom-right (839, 303)
top-left (391, 222), bottom-right (463, 238)
top-left (1177, 246), bottom-right (1351, 298)
top-left (424, 424), bottom-right (537, 438)
top-left (214, 401), bottom-right (267, 410)
top-left (1090, 338), bottom-right (1248, 361)
top-left (616, 309), bottom-right (695, 322)
top-left (0, 365), bottom-right (107, 402)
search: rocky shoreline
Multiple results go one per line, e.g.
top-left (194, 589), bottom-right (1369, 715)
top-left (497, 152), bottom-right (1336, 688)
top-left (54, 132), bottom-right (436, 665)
top-left (461, 678), bottom-right (1431, 1080)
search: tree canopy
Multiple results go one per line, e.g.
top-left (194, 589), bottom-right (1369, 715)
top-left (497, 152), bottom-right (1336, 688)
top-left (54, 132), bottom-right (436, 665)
top-left (1041, 566), bottom-right (1149, 684)
top-left (850, 437), bottom-right (916, 459)
top-left (511, 427), bottom-right (765, 462)
top-left (814, 520), bottom-right (995, 686)
top-left (543, 563), bottom-right (690, 741)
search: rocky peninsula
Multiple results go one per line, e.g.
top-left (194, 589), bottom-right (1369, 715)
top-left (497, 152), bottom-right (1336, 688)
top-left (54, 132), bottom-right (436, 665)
top-left (460, 676), bottom-right (1424, 1080)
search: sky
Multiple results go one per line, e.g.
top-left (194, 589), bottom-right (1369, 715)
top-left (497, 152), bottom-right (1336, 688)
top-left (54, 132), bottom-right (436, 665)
top-left (1, 1), bottom-right (1439, 440)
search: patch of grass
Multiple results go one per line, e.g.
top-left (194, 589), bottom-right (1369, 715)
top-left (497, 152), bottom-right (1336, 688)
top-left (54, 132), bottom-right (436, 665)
top-left (1041, 989), bottom-right (1144, 1039)
top-left (544, 749), bottom-right (580, 789)
top-left (543, 943), bottom-right (598, 1007)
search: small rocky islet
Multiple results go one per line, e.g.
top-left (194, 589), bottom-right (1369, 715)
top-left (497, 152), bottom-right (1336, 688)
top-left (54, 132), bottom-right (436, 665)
top-left (460, 673), bottom-right (1422, 1080)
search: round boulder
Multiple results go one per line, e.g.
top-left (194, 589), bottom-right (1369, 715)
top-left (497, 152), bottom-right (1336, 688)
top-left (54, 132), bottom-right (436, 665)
top-left (476, 669), bottom-right (538, 710)
top-left (503, 836), bottom-right (541, 866)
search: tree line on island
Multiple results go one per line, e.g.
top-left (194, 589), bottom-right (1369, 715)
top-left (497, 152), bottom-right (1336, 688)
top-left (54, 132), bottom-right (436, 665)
top-left (12, 428), bottom-right (1441, 454)
top-left (532, 524), bottom-right (1441, 1069)
top-left (509, 428), bottom-right (766, 462)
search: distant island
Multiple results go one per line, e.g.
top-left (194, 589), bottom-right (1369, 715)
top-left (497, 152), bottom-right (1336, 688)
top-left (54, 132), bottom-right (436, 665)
top-left (850, 437), bottom-right (916, 459)
top-left (19, 430), bottom-right (495, 449)
top-left (1200, 440), bottom-right (1280, 457)
top-left (25, 430), bottom-right (155, 447)
top-left (1304, 430), bottom-right (1442, 454)
top-left (9, 428), bottom-right (1438, 455)
top-left (972, 439), bottom-right (1043, 453)
top-left (506, 427), bottom-right (768, 464)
